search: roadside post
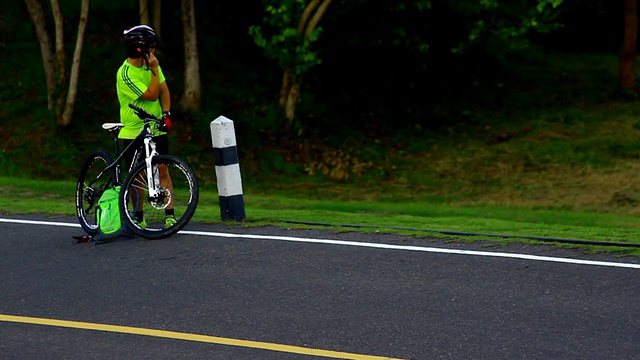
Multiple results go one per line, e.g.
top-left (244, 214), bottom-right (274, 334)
top-left (210, 116), bottom-right (246, 221)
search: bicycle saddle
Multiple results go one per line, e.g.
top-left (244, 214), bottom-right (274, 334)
top-left (102, 123), bottom-right (125, 131)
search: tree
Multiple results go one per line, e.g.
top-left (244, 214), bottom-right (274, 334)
top-left (620, 0), bottom-right (637, 93)
top-left (24, 0), bottom-right (90, 128)
top-left (152, 0), bottom-right (162, 37)
top-left (24, 0), bottom-right (56, 112)
top-left (181, 0), bottom-right (201, 112)
top-left (140, 0), bottom-right (149, 24)
top-left (139, 0), bottom-right (162, 36)
top-left (61, 0), bottom-right (90, 128)
top-left (249, 0), bottom-right (567, 128)
top-left (451, 0), bottom-right (565, 53)
top-left (250, 0), bottom-right (332, 128)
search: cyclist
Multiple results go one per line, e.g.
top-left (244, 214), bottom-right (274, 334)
top-left (116, 24), bottom-right (176, 229)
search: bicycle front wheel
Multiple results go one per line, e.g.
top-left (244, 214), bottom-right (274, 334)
top-left (76, 150), bottom-right (116, 235)
top-left (119, 155), bottom-right (199, 240)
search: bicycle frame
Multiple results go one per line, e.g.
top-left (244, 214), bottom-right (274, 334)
top-left (89, 119), bottom-right (159, 193)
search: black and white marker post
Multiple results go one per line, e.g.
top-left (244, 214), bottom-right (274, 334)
top-left (210, 116), bottom-right (246, 221)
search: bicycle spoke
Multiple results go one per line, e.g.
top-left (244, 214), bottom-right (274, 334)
top-left (120, 155), bottom-right (199, 239)
top-left (76, 151), bottom-right (116, 235)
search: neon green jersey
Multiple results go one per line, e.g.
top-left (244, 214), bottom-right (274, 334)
top-left (116, 60), bottom-right (167, 139)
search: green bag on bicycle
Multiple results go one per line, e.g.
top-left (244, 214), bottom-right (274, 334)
top-left (95, 186), bottom-right (132, 241)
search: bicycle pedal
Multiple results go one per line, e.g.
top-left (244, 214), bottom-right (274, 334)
top-left (72, 235), bottom-right (93, 244)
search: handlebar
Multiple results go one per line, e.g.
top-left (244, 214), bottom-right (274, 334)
top-left (128, 103), bottom-right (159, 122)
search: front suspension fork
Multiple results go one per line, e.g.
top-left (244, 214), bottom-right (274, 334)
top-left (143, 137), bottom-right (159, 198)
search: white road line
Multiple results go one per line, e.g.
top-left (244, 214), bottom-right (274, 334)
top-left (3, 218), bottom-right (640, 269)
top-left (0, 218), bottom-right (82, 227)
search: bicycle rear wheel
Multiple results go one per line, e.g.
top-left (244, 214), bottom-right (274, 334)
top-left (119, 155), bottom-right (199, 239)
top-left (76, 150), bottom-right (116, 235)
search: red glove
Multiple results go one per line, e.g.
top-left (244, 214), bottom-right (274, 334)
top-left (160, 112), bottom-right (173, 133)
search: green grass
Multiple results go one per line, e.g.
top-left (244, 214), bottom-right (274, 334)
top-left (2, 176), bottom-right (640, 257)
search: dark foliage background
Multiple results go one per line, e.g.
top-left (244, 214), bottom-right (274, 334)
top-left (0, 0), bottom-right (633, 189)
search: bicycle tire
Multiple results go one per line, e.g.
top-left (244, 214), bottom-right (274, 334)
top-left (119, 154), bottom-right (199, 240)
top-left (76, 150), bottom-right (116, 235)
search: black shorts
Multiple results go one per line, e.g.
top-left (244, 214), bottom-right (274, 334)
top-left (121, 135), bottom-right (169, 168)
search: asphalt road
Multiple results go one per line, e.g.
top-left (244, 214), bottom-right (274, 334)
top-left (1, 214), bottom-right (640, 360)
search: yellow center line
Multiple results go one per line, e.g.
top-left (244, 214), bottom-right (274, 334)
top-left (0, 314), bottom-right (406, 360)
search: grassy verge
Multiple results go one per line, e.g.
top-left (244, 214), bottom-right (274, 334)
top-left (2, 176), bottom-right (640, 257)
top-left (2, 51), bottom-right (640, 257)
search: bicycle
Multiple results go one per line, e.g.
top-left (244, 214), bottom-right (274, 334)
top-left (75, 104), bottom-right (199, 240)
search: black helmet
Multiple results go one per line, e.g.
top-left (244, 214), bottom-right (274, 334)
top-left (123, 25), bottom-right (158, 58)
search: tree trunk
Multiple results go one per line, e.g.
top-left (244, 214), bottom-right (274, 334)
top-left (152, 0), bottom-right (161, 37)
top-left (60, 0), bottom-right (90, 128)
top-left (139, 0), bottom-right (150, 24)
top-left (51, 0), bottom-right (63, 52)
top-left (24, 0), bottom-right (55, 111)
top-left (280, 0), bottom-right (332, 124)
top-left (51, 0), bottom-right (66, 121)
top-left (304, 0), bottom-right (332, 38)
top-left (620, 0), bottom-right (637, 92)
top-left (297, 0), bottom-right (321, 34)
top-left (181, 0), bottom-right (201, 112)
top-left (284, 74), bottom-right (301, 128)
top-left (279, 71), bottom-right (291, 106)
